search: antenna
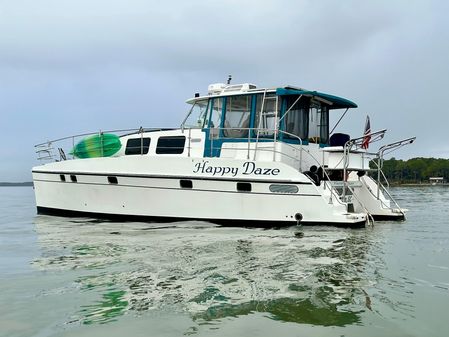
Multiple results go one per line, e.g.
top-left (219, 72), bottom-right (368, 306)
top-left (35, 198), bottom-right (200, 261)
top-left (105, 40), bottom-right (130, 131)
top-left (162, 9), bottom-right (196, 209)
top-left (227, 75), bottom-right (232, 85)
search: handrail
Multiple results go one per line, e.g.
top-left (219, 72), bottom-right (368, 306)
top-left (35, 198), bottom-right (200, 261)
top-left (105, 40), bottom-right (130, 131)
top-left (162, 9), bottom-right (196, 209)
top-left (347, 129), bottom-right (387, 149)
top-left (340, 129), bottom-right (387, 198)
top-left (377, 137), bottom-right (416, 167)
top-left (369, 136), bottom-right (415, 217)
top-left (33, 127), bottom-right (174, 148)
top-left (34, 127), bottom-right (175, 161)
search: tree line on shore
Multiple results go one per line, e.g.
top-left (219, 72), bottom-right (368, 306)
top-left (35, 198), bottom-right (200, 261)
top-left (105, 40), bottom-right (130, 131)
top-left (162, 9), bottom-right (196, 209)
top-left (374, 157), bottom-right (449, 183)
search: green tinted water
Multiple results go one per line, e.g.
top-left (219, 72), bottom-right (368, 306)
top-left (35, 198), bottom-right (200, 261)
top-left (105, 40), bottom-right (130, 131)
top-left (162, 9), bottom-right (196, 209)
top-left (1, 186), bottom-right (448, 336)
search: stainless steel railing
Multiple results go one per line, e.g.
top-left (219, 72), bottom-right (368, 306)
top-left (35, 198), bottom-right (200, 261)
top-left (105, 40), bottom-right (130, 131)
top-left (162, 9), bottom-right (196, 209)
top-left (34, 127), bottom-right (171, 161)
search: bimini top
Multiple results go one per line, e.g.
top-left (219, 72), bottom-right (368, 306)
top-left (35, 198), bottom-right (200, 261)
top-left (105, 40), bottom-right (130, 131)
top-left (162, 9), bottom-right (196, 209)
top-left (187, 83), bottom-right (358, 110)
top-left (276, 87), bottom-right (357, 109)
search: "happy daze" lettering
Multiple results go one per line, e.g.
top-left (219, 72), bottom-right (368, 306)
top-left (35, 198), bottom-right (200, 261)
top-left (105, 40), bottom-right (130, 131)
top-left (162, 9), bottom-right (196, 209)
top-left (192, 161), bottom-right (280, 177)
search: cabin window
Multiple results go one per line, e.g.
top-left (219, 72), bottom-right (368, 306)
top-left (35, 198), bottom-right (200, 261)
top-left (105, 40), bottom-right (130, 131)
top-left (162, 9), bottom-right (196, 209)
top-left (309, 105), bottom-right (321, 143)
top-left (236, 182), bottom-right (252, 192)
top-left (208, 98), bottom-right (224, 129)
top-left (156, 136), bottom-right (186, 154)
top-left (254, 94), bottom-right (279, 137)
top-left (307, 103), bottom-right (329, 144)
top-left (283, 96), bottom-right (309, 140)
top-left (59, 174), bottom-right (66, 182)
top-left (320, 105), bottom-right (329, 144)
top-left (125, 138), bottom-right (151, 155)
top-left (223, 95), bottom-right (251, 138)
top-left (70, 175), bottom-right (77, 182)
top-left (183, 100), bottom-right (209, 128)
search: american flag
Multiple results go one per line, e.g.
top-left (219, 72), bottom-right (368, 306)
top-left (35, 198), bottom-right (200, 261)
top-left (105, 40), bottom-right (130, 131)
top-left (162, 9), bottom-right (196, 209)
top-left (361, 116), bottom-right (371, 149)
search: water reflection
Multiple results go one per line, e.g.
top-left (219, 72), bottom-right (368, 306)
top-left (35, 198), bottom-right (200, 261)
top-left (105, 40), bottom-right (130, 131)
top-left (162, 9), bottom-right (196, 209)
top-left (193, 297), bottom-right (361, 326)
top-left (32, 215), bottom-right (387, 328)
top-left (80, 290), bottom-right (128, 325)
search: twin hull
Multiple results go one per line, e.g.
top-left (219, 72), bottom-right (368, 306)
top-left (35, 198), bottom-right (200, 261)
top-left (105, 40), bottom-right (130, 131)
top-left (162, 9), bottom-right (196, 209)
top-left (32, 156), bottom-right (366, 227)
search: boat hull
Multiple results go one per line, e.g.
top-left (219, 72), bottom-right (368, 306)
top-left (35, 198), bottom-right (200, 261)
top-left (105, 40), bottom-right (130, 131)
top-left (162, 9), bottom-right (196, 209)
top-left (32, 158), bottom-right (367, 228)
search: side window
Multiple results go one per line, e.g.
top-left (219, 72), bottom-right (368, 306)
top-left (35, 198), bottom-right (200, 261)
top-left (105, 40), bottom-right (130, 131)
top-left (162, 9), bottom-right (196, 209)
top-left (320, 105), bottom-right (329, 144)
top-left (254, 94), bottom-right (279, 137)
top-left (309, 105), bottom-right (321, 143)
top-left (125, 138), bottom-right (151, 155)
top-left (223, 95), bottom-right (251, 138)
top-left (156, 136), bottom-right (186, 154)
top-left (308, 103), bottom-right (329, 144)
top-left (208, 98), bottom-right (224, 129)
top-left (283, 96), bottom-right (309, 140)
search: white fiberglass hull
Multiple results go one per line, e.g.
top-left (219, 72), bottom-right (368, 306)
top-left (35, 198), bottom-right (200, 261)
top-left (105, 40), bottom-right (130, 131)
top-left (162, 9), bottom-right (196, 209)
top-left (32, 157), bottom-right (367, 227)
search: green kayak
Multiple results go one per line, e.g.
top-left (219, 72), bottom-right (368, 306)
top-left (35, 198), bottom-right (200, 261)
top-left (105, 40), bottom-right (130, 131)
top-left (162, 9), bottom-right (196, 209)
top-left (70, 133), bottom-right (122, 159)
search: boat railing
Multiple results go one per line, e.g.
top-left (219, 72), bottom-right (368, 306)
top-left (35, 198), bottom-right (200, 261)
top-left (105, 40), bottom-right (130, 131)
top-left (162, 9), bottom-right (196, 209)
top-left (34, 125), bottom-right (307, 163)
top-left (203, 127), bottom-right (304, 164)
top-left (369, 137), bottom-right (416, 215)
top-left (34, 127), bottom-right (169, 161)
top-left (338, 129), bottom-right (387, 199)
top-left (334, 134), bottom-right (415, 217)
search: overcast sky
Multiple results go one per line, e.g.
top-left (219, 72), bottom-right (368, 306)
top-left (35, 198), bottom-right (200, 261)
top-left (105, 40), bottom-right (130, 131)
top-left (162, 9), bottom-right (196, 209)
top-left (1, 0), bottom-right (448, 181)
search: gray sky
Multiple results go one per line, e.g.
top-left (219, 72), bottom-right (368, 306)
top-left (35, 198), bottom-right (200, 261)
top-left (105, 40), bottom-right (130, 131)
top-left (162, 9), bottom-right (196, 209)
top-left (1, 0), bottom-right (448, 181)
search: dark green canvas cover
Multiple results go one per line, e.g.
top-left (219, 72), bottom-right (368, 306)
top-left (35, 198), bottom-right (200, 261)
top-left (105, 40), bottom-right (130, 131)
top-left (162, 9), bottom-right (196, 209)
top-left (276, 88), bottom-right (357, 109)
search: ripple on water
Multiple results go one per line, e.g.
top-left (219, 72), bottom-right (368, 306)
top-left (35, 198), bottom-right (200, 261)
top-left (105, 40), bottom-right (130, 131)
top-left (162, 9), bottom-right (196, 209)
top-left (30, 218), bottom-right (394, 328)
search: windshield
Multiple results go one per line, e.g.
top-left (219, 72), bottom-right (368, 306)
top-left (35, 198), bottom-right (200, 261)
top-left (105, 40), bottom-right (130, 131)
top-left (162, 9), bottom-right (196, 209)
top-left (182, 100), bottom-right (209, 128)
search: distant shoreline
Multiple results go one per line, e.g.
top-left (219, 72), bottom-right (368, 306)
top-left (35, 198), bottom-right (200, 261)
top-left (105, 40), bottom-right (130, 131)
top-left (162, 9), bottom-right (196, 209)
top-left (0, 182), bottom-right (33, 187)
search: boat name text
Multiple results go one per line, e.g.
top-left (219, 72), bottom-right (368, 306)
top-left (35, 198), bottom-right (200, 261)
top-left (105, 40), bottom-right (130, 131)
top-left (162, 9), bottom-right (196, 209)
top-left (193, 161), bottom-right (280, 177)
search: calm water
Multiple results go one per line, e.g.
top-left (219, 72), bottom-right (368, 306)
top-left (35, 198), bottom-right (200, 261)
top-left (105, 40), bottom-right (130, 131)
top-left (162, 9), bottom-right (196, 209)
top-left (1, 186), bottom-right (448, 337)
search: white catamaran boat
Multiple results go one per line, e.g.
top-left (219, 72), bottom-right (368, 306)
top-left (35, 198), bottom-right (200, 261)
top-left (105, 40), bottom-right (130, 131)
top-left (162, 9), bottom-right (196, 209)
top-left (32, 82), bottom-right (414, 227)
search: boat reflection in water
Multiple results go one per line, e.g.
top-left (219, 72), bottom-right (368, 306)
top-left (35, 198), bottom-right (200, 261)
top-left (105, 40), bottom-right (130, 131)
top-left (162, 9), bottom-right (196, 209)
top-left (32, 215), bottom-right (380, 328)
